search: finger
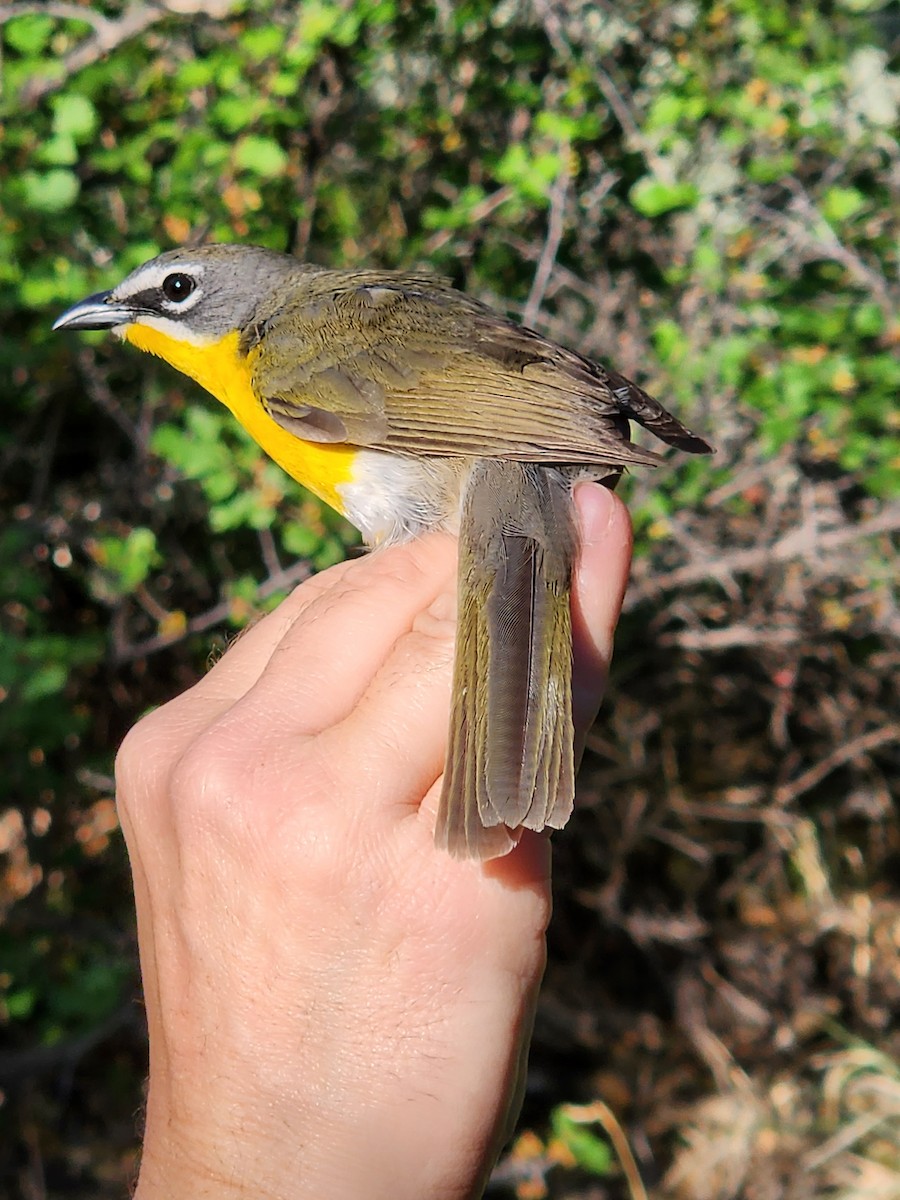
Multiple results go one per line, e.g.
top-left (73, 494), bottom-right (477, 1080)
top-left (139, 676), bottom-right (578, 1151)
top-left (116, 557), bottom-right (364, 793)
top-left (237, 533), bottom-right (458, 738)
top-left (123, 535), bottom-right (457, 781)
top-left (188, 555), bottom-right (361, 701)
top-left (317, 580), bottom-right (457, 816)
top-left (147, 549), bottom-right (457, 859)
top-left (570, 484), bottom-right (633, 736)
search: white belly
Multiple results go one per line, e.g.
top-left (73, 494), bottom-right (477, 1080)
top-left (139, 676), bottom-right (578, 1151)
top-left (337, 447), bottom-right (464, 546)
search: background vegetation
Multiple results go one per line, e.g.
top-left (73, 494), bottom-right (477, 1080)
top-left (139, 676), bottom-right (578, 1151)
top-left (1, 1), bottom-right (898, 1196)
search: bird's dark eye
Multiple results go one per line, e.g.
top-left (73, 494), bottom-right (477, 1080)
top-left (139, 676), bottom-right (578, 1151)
top-left (161, 273), bottom-right (196, 303)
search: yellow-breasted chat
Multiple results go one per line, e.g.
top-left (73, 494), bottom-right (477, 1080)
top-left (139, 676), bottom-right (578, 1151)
top-left (54, 244), bottom-right (713, 858)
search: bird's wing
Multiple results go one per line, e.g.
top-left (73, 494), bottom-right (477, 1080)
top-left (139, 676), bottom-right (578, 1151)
top-left (247, 273), bottom-right (712, 466)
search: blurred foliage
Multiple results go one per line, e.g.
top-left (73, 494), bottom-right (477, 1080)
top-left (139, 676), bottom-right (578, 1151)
top-left (1, 0), bottom-right (898, 1196)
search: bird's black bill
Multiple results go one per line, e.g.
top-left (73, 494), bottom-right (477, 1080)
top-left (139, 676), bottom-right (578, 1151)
top-left (52, 291), bottom-right (137, 332)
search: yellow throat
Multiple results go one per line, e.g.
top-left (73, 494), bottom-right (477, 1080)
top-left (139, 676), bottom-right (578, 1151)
top-left (123, 324), bottom-right (356, 512)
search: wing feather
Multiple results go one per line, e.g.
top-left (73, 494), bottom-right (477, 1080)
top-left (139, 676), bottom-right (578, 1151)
top-left (247, 270), bottom-right (713, 465)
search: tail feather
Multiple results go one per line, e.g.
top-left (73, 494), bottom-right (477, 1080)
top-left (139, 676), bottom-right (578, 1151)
top-left (434, 460), bottom-right (577, 859)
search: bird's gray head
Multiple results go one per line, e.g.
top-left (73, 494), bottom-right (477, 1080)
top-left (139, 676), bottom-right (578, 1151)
top-left (53, 244), bottom-right (309, 342)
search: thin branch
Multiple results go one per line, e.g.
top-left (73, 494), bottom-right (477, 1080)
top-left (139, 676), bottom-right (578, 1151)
top-left (422, 185), bottom-right (515, 254)
top-left (3, 0), bottom-right (237, 105)
top-left (626, 504), bottom-right (900, 608)
top-left (77, 349), bottom-right (145, 449)
top-left (531, 0), bottom-right (668, 179)
top-left (111, 556), bottom-right (313, 664)
top-left (257, 525), bottom-right (282, 579)
top-left (3, 2), bottom-right (163, 105)
top-left (560, 1101), bottom-right (650, 1200)
top-left (775, 724), bottom-right (900, 806)
top-left (0, 3), bottom-right (107, 31)
top-left (660, 625), bottom-right (800, 650)
top-left (594, 62), bottom-right (669, 176)
top-left (752, 194), bottom-right (896, 316)
top-left (522, 161), bottom-right (569, 328)
top-left (675, 973), bottom-right (755, 1096)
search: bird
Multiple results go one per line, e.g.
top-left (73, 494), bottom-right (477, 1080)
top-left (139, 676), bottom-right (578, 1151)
top-left (54, 243), bottom-right (713, 859)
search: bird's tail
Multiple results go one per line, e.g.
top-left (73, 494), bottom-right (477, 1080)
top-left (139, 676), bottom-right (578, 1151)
top-left (434, 460), bottom-right (577, 859)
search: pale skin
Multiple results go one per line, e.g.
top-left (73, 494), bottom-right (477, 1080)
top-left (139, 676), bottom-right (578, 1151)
top-left (117, 484), bottom-right (633, 1200)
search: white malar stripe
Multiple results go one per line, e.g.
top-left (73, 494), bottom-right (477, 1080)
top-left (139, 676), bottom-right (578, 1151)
top-left (120, 312), bottom-right (216, 346)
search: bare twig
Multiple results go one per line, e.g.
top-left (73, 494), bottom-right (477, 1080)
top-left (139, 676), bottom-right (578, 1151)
top-left (77, 349), bottom-right (145, 449)
top-left (676, 973), bottom-right (754, 1096)
top-left (522, 161), bottom-right (569, 328)
top-left (2, 2), bottom-right (163, 105)
top-left (660, 624), bottom-right (800, 650)
top-left (561, 1101), bottom-right (650, 1200)
top-left (422, 185), bottom-right (515, 255)
top-left (531, 0), bottom-right (669, 179)
top-left (626, 504), bottom-right (900, 608)
top-left (111, 556), bottom-right (312, 663)
top-left (2, 0), bottom-right (237, 105)
top-left (775, 724), bottom-right (900, 807)
top-left (257, 526), bottom-right (282, 580)
top-left (752, 193), bottom-right (896, 316)
top-left (0, 2), bottom-right (107, 31)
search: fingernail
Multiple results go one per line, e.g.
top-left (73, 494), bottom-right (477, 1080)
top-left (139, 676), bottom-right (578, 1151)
top-left (574, 482), bottom-right (616, 544)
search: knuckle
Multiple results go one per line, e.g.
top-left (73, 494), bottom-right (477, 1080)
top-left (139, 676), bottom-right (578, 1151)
top-left (114, 704), bottom-right (175, 808)
top-left (400, 626), bottom-right (455, 677)
top-left (415, 584), bottom-right (457, 633)
top-left (408, 588), bottom-right (457, 656)
top-left (166, 719), bottom-right (254, 836)
top-left (116, 700), bottom-right (261, 842)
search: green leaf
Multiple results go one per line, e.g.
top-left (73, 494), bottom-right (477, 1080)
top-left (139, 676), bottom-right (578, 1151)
top-left (241, 25), bottom-right (286, 61)
top-left (851, 303), bottom-right (885, 338)
top-left (6, 986), bottom-right (38, 1020)
top-left (550, 1110), bottom-right (613, 1176)
top-left (653, 319), bottom-right (690, 365)
top-left (21, 662), bottom-right (68, 703)
top-left (3, 14), bottom-right (55, 55)
top-left (693, 241), bottom-right (723, 283)
top-left (630, 176), bottom-right (699, 217)
top-left (21, 169), bottom-right (80, 213)
top-left (281, 522), bottom-right (323, 558)
top-left (214, 95), bottom-right (263, 134)
top-left (746, 153), bottom-right (797, 183)
top-left (493, 143), bottom-right (564, 204)
top-left (36, 134), bottom-right (78, 167)
top-left (822, 186), bottom-right (866, 223)
top-left (176, 59), bottom-right (216, 88)
top-left (209, 490), bottom-right (274, 532)
top-left (52, 94), bottom-right (98, 141)
top-left (646, 92), bottom-right (686, 130)
top-left (234, 135), bottom-right (289, 177)
top-left (92, 528), bottom-right (160, 596)
top-left (534, 109), bottom-right (601, 141)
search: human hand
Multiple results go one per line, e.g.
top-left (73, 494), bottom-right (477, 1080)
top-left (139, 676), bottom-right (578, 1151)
top-left (116, 483), bottom-right (632, 1200)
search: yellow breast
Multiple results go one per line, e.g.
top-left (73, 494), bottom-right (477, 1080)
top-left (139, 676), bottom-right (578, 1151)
top-left (123, 325), bottom-right (356, 513)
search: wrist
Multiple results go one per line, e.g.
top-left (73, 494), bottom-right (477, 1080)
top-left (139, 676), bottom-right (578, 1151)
top-left (135, 1075), bottom-right (302, 1200)
top-left (133, 1050), bottom-right (490, 1200)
